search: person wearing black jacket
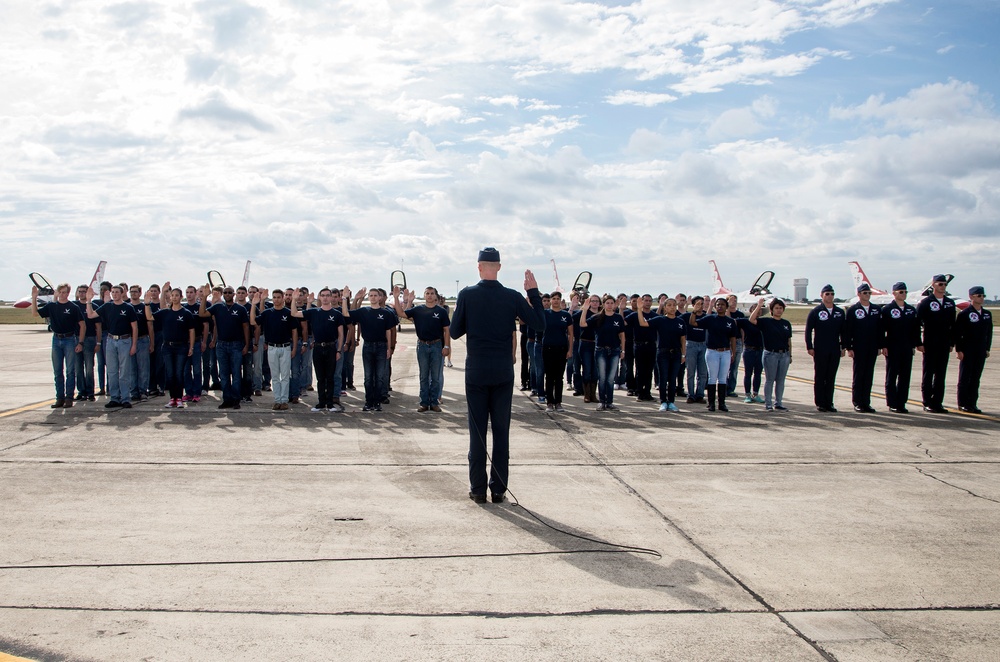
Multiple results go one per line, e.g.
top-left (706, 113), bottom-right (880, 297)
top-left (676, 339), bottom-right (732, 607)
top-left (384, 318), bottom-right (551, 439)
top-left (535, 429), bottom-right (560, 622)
top-left (843, 283), bottom-right (884, 413)
top-left (804, 284), bottom-right (845, 412)
top-left (954, 286), bottom-right (992, 414)
top-left (880, 282), bottom-right (921, 413)
top-left (916, 275), bottom-right (957, 413)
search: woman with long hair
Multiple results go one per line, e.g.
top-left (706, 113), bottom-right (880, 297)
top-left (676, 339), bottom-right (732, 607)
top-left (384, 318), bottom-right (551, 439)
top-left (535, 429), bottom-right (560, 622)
top-left (579, 295), bottom-right (626, 411)
top-left (749, 297), bottom-right (794, 411)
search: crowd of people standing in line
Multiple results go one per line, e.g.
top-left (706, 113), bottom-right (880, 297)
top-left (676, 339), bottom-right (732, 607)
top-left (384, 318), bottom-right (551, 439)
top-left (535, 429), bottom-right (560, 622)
top-left (32, 273), bottom-right (991, 417)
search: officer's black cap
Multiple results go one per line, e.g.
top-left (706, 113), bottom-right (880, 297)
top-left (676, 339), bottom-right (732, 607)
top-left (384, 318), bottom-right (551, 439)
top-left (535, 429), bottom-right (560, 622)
top-left (892, 282), bottom-right (907, 292)
top-left (932, 274), bottom-right (947, 283)
top-left (856, 282), bottom-right (871, 293)
top-left (821, 284), bottom-right (835, 294)
top-left (969, 285), bottom-right (985, 296)
top-left (478, 247), bottom-right (500, 262)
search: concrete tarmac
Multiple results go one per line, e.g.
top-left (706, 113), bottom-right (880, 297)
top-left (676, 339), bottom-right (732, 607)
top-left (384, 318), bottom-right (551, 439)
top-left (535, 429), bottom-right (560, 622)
top-left (0, 324), bottom-right (997, 661)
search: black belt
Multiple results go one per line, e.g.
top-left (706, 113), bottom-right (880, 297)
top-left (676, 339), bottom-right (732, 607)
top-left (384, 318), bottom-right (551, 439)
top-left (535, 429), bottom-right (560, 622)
top-left (768, 349), bottom-right (789, 353)
top-left (634, 341), bottom-right (654, 345)
top-left (109, 334), bottom-right (131, 340)
top-left (166, 341), bottom-right (187, 347)
top-left (709, 347), bottom-right (730, 351)
top-left (580, 338), bottom-right (595, 343)
top-left (315, 341), bottom-right (339, 348)
top-left (417, 338), bottom-right (442, 345)
top-left (54, 332), bottom-right (77, 339)
top-left (744, 346), bottom-right (761, 350)
top-left (269, 342), bottom-right (291, 348)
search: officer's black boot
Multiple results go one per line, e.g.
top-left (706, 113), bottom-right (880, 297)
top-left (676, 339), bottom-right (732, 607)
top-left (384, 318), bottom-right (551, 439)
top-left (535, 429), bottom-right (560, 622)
top-left (718, 388), bottom-right (729, 412)
top-left (707, 385), bottom-right (716, 411)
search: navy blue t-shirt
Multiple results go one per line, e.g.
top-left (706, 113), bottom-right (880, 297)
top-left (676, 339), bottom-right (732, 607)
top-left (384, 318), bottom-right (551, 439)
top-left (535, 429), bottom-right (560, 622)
top-left (74, 301), bottom-right (99, 337)
top-left (304, 307), bottom-right (345, 344)
top-left (682, 312), bottom-right (707, 343)
top-left (405, 305), bottom-right (450, 341)
top-left (737, 317), bottom-right (763, 348)
top-left (206, 302), bottom-right (250, 342)
top-left (40, 301), bottom-right (83, 335)
top-left (256, 307), bottom-right (298, 345)
top-left (647, 315), bottom-right (686, 352)
top-left (96, 302), bottom-right (138, 337)
top-left (182, 302), bottom-right (209, 339)
top-left (757, 318), bottom-right (793, 352)
top-left (350, 306), bottom-right (395, 343)
top-left (587, 313), bottom-right (626, 348)
top-left (542, 309), bottom-right (573, 346)
top-left (129, 302), bottom-right (149, 337)
top-left (626, 310), bottom-right (658, 343)
top-left (152, 306), bottom-right (196, 344)
top-left (697, 314), bottom-right (737, 349)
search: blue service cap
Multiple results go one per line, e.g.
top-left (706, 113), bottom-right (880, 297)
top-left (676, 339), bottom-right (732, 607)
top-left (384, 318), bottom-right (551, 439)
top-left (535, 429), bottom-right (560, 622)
top-left (932, 274), bottom-right (948, 283)
top-left (857, 282), bottom-right (872, 293)
top-left (969, 285), bottom-right (985, 296)
top-left (478, 247), bottom-right (500, 262)
top-left (892, 282), bottom-right (907, 292)
top-left (821, 284), bottom-right (835, 294)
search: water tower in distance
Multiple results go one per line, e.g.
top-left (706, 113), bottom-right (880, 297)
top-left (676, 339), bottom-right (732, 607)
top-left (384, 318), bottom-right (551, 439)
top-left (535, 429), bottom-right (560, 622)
top-left (793, 278), bottom-right (809, 303)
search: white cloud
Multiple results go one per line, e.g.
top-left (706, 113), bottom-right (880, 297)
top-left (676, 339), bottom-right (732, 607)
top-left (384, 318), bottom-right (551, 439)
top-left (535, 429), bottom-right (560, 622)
top-left (605, 90), bottom-right (678, 107)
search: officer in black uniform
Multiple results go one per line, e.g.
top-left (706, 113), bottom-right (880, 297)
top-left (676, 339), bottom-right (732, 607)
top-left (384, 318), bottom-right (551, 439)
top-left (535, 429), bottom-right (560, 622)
top-left (449, 247), bottom-right (545, 504)
top-left (954, 286), bottom-right (992, 414)
top-left (843, 283), bottom-right (884, 413)
top-left (916, 275), bottom-right (956, 413)
top-left (880, 282), bottom-right (921, 413)
top-left (804, 284), bottom-right (845, 412)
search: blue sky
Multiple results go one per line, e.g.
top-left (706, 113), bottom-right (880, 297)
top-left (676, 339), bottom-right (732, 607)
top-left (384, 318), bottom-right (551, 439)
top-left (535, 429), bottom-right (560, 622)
top-left (2, 0), bottom-right (998, 301)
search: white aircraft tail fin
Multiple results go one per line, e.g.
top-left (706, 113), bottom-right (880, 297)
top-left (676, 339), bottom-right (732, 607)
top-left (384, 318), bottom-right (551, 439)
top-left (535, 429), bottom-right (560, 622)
top-left (89, 261), bottom-right (107, 292)
top-left (848, 261), bottom-right (888, 296)
top-left (241, 260), bottom-right (251, 288)
top-left (709, 260), bottom-right (733, 296)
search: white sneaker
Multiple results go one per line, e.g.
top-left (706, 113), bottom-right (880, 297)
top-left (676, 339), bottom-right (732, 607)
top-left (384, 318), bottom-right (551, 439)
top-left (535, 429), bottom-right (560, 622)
top-left (310, 407), bottom-right (323, 412)
top-left (659, 402), bottom-right (669, 412)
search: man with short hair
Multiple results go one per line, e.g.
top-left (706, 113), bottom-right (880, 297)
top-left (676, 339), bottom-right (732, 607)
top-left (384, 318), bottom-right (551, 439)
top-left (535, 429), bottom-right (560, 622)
top-left (682, 296), bottom-right (708, 403)
top-left (87, 285), bottom-right (138, 409)
top-left (449, 247), bottom-right (545, 504)
top-left (127, 284), bottom-right (152, 402)
top-left (393, 285), bottom-right (451, 412)
top-left (954, 286), bottom-right (992, 414)
top-left (880, 282), bottom-right (921, 413)
top-left (146, 283), bottom-right (165, 397)
top-left (343, 287), bottom-right (395, 412)
top-left (843, 283), bottom-right (884, 413)
top-left (235, 286), bottom-right (254, 402)
top-left (199, 284), bottom-right (251, 409)
top-left (182, 286), bottom-right (210, 403)
top-left (73, 284), bottom-right (99, 402)
top-left (805, 284), bottom-right (846, 412)
top-left (916, 275), bottom-right (957, 413)
top-left (725, 294), bottom-right (746, 397)
top-left (33, 283), bottom-right (84, 409)
top-left (674, 293), bottom-right (688, 397)
top-left (251, 288), bottom-right (298, 411)
top-left (291, 287), bottom-right (347, 412)
top-left (626, 294), bottom-right (658, 401)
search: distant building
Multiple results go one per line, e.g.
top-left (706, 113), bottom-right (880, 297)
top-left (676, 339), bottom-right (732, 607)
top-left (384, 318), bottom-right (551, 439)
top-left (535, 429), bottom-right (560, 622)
top-left (793, 278), bottom-right (809, 303)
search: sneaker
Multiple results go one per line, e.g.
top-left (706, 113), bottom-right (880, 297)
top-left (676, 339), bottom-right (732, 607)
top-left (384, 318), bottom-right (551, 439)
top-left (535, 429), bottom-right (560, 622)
top-left (165, 399), bottom-right (176, 408)
top-left (362, 405), bottom-right (373, 412)
top-left (659, 402), bottom-right (669, 412)
top-left (264, 385), bottom-right (272, 391)
top-left (347, 385), bottom-right (356, 391)
top-left (340, 390), bottom-right (347, 396)
top-left (596, 404), bottom-right (606, 411)
top-left (743, 395), bottom-right (753, 404)
top-left (774, 405), bottom-right (788, 411)
top-left (254, 390), bottom-right (263, 397)
top-left (311, 406), bottom-right (324, 412)
top-left (538, 396), bottom-right (546, 404)
top-left (667, 403), bottom-right (680, 412)
top-left (686, 397), bottom-right (697, 404)
top-left (232, 402), bottom-right (241, 410)
top-left (605, 403), bottom-right (618, 411)
top-left (219, 401), bottom-right (233, 410)
top-left (272, 403), bottom-right (281, 411)
top-left (192, 396), bottom-right (201, 403)
top-left (104, 401), bottom-right (121, 409)
top-left (330, 403), bottom-right (345, 413)
top-left (417, 405), bottom-right (430, 412)
top-left (752, 395), bottom-right (765, 404)
top-left (181, 395), bottom-right (192, 402)
top-left (374, 403), bottom-right (382, 412)
top-left (554, 404), bottom-right (565, 412)
top-left (765, 405), bottom-right (774, 411)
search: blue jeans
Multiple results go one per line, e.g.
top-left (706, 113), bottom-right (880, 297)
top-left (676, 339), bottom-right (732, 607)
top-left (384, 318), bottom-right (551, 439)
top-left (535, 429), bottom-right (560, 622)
top-left (184, 342), bottom-right (203, 397)
top-left (202, 343), bottom-right (219, 389)
top-left (727, 339), bottom-right (744, 394)
top-left (300, 338), bottom-right (314, 390)
top-left (130, 335), bottom-right (150, 398)
top-left (706, 349), bottom-right (731, 385)
top-left (97, 332), bottom-right (108, 391)
top-left (531, 341), bottom-right (544, 393)
top-left (742, 348), bottom-right (763, 395)
top-left (362, 341), bottom-right (388, 407)
top-left (75, 335), bottom-right (97, 397)
top-left (289, 340), bottom-right (304, 399)
top-left (416, 340), bottom-right (445, 406)
top-left (595, 347), bottom-right (620, 405)
top-left (105, 336), bottom-right (133, 403)
top-left (580, 341), bottom-right (596, 382)
top-left (342, 345), bottom-right (356, 388)
top-left (163, 344), bottom-right (188, 399)
top-left (686, 341), bottom-right (707, 398)
top-left (216, 340), bottom-right (244, 403)
top-left (268, 345), bottom-right (291, 404)
top-left (252, 336), bottom-right (266, 391)
top-left (762, 350), bottom-right (790, 407)
top-left (51, 336), bottom-right (77, 401)
top-left (525, 340), bottom-right (536, 390)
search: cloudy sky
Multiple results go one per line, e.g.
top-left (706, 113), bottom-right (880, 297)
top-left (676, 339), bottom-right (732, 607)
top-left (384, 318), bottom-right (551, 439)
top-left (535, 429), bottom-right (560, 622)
top-left (3, 0), bottom-right (998, 301)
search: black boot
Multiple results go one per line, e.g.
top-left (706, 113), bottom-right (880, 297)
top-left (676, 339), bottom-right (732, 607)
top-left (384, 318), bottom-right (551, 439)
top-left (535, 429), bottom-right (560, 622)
top-left (707, 385), bottom-right (716, 411)
top-left (718, 388), bottom-right (729, 412)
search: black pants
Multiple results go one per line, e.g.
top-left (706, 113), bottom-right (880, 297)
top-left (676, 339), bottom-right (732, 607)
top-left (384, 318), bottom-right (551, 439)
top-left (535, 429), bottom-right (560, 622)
top-left (813, 349), bottom-right (841, 408)
top-left (241, 352), bottom-right (253, 398)
top-left (617, 343), bottom-right (635, 389)
top-left (656, 350), bottom-right (682, 403)
top-left (634, 343), bottom-right (656, 399)
top-left (542, 344), bottom-right (568, 405)
top-left (921, 346), bottom-right (950, 408)
top-left (519, 333), bottom-right (530, 388)
top-left (884, 347), bottom-right (913, 409)
top-left (957, 352), bottom-right (987, 409)
top-left (314, 343), bottom-right (339, 408)
top-left (467, 379), bottom-right (514, 497)
top-left (676, 362), bottom-right (686, 393)
top-left (851, 349), bottom-right (878, 408)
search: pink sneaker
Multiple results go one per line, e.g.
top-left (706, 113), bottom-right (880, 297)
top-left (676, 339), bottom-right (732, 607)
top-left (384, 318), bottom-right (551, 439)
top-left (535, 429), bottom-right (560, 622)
top-left (192, 396), bottom-right (201, 403)
top-left (164, 399), bottom-right (175, 408)
top-left (181, 395), bottom-right (192, 402)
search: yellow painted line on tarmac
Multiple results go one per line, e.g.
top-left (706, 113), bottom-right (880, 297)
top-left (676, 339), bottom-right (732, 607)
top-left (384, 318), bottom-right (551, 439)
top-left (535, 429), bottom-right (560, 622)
top-left (785, 375), bottom-right (1000, 422)
top-left (0, 400), bottom-right (57, 419)
top-left (0, 652), bottom-right (38, 662)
